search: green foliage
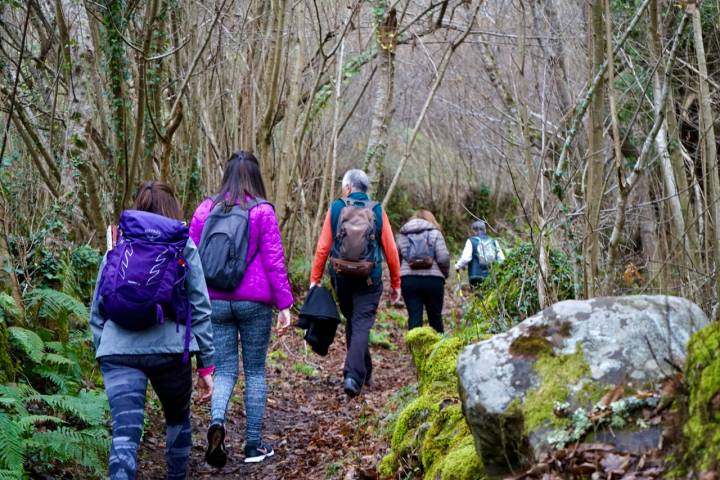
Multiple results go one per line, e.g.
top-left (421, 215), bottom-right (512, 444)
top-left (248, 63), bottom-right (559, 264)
top-left (288, 255), bottom-right (313, 296)
top-left (464, 241), bottom-right (574, 334)
top-left (369, 330), bottom-right (395, 350)
top-left (292, 362), bottom-right (319, 377)
top-left (1, 324), bottom-right (108, 478)
top-left (0, 294), bottom-right (20, 323)
top-left (26, 287), bottom-right (88, 338)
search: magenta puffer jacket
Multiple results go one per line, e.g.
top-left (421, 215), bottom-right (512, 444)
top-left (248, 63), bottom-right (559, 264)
top-left (189, 198), bottom-right (293, 310)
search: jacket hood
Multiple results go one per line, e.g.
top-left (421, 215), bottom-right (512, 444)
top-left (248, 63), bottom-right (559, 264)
top-left (400, 218), bottom-right (437, 234)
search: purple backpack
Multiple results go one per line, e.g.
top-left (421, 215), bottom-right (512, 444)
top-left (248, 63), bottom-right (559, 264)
top-left (98, 210), bottom-right (193, 361)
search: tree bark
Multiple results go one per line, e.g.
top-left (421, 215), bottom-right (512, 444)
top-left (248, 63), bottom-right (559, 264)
top-left (689, 0), bottom-right (720, 316)
top-left (364, 6), bottom-right (397, 194)
top-left (583, 0), bottom-right (606, 298)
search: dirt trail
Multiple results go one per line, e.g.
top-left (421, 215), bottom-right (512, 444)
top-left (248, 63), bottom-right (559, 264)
top-left (136, 309), bottom-right (415, 479)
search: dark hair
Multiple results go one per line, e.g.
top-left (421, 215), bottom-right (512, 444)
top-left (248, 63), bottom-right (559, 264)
top-left (132, 181), bottom-right (183, 220)
top-left (214, 150), bottom-right (267, 208)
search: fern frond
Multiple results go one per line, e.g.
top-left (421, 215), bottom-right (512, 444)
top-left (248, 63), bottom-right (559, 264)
top-left (0, 469), bottom-right (23, 480)
top-left (0, 413), bottom-right (25, 471)
top-left (8, 327), bottom-right (45, 363)
top-left (26, 288), bottom-right (88, 324)
top-left (16, 414), bottom-right (63, 431)
top-left (43, 341), bottom-right (63, 353)
top-left (30, 426), bottom-right (107, 477)
top-left (31, 365), bottom-right (71, 394)
top-left (30, 392), bottom-right (107, 427)
top-left (42, 353), bottom-right (74, 367)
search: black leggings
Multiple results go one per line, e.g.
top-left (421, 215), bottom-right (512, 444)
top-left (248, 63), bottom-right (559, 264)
top-left (401, 275), bottom-right (445, 333)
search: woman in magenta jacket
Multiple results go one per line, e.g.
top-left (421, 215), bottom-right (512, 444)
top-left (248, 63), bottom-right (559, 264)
top-left (189, 151), bottom-right (293, 467)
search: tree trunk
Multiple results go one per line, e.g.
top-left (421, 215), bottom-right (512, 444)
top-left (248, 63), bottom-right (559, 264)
top-left (583, 0), bottom-right (606, 298)
top-left (689, 0), bottom-right (720, 316)
top-left (364, 6), bottom-right (398, 194)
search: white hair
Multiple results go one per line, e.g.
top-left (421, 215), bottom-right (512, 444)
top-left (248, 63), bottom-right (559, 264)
top-left (342, 169), bottom-right (369, 193)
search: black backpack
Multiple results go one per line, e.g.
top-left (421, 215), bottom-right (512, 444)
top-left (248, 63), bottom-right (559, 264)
top-left (404, 229), bottom-right (435, 269)
top-left (197, 198), bottom-right (268, 290)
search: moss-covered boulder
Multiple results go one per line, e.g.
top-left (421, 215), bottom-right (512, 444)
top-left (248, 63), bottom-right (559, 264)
top-left (380, 327), bottom-right (484, 480)
top-left (457, 295), bottom-right (708, 472)
top-left (682, 322), bottom-right (720, 474)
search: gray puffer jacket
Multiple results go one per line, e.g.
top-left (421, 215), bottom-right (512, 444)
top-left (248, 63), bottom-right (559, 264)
top-left (395, 219), bottom-right (450, 279)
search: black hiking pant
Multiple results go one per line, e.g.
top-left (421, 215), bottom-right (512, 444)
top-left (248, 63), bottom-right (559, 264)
top-left (401, 275), bottom-right (444, 333)
top-left (334, 276), bottom-right (383, 386)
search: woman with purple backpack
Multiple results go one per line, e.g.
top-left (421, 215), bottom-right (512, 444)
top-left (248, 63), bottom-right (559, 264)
top-left (189, 151), bottom-right (293, 467)
top-left (90, 181), bottom-right (215, 480)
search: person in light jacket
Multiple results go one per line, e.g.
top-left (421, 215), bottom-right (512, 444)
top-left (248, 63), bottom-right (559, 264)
top-left (190, 151), bottom-right (293, 467)
top-left (455, 220), bottom-right (505, 287)
top-left (395, 210), bottom-right (450, 333)
top-left (90, 181), bottom-right (214, 480)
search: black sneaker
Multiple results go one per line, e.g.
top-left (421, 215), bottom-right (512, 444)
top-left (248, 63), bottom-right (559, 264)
top-left (244, 442), bottom-right (274, 463)
top-left (205, 423), bottom-right (227, 469)
top-left (343, 377), bottom-right (361, 398)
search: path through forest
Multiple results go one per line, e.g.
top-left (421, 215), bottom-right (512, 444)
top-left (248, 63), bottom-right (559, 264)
top-left (136, 305), bottom-right (416, 479)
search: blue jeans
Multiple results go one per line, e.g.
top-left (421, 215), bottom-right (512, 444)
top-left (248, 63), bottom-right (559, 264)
top-left (210, 300), bottom-right (272, 445)
top-left (100, 354), bottom-right (192, 480)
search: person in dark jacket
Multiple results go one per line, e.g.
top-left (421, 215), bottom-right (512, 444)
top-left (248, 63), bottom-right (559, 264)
top-left (309, 169), bottom-right (401, 398)
top-left (395, 210), bottom-right (450, 333)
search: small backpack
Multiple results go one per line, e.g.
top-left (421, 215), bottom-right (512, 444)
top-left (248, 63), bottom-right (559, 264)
top-left (330, 198), bottom-right (380, 277)
top-left (197, 197), bottom-right (267, 291)
top-left (472, 236), bottom-right (499, 267)
top-left (98, 210), bottom-right (193, 361)
top-left (404, 229), bottom-right (435, 269)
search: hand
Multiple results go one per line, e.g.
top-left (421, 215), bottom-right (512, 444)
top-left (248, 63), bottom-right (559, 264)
top-left (196, 374), bottom-right (213, 402)
top-left (390, 287), bottom-right (401, 304)
top-left (309, 282), bottom-right (319, 290)
top-left (276, 308), bottom-right (292, 336)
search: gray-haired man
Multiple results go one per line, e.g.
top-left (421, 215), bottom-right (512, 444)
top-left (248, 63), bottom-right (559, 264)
top-left (310, 169), bottom-right (401, 397)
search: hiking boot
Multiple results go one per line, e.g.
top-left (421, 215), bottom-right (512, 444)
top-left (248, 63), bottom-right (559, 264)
top-left (343, 377), bottom-right (361, 398)
top-left (205, 423), bottom-right (227, 469)
top-left (244, 442), bottom-right (274, 463)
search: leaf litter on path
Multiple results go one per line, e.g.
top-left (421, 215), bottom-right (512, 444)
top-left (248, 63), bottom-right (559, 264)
top-left (136, 307), bottom-right (416, 479)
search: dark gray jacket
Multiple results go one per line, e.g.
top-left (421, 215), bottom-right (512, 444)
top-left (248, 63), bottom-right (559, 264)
top-left (89, 238), bottom-right (214, 368)
top-left (395, 219), bottom-right (451, 279)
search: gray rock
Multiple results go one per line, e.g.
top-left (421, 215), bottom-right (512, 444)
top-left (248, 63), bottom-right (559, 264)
top-left (457, 295), bottom-right (708, 471)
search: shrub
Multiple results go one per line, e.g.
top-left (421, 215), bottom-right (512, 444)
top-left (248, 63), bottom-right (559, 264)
top-left (463, 241), bottom-right (575, 336)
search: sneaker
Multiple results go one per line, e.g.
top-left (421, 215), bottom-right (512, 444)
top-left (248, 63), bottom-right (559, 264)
top-left (343, 377), bottom-right (361, 398)
top-left (244, 442), bottom-right (274, 463)
top-left (205, 423), bottom-right (227, 469)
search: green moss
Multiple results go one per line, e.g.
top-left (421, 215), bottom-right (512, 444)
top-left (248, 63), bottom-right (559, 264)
top-left (509, 335), bottom-right (554, 358)
top-left (0, 319), bottom-right (14, 383)
top-left (406, 326), bottom-right (441, 373)
top-left (378, 451), bottom-right (397, 477)
top-left (682, 322), bottom-right (720, 472)
top-left (390, 394), bottom-right (439, 452)
top-left (438, 440), bottom-right (485, 480)
top-left (419, 337), bottom-right (465, 394)
top-left (421, 403), bottom-right (469, 471)
top-left (382, 329), bottom-right (484, 479)
top-left (522, 346), bottom-right (591, 433)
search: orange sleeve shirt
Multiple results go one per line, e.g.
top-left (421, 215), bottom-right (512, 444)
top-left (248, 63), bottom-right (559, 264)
top-left (310, 209), bottom-right (401, 290)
